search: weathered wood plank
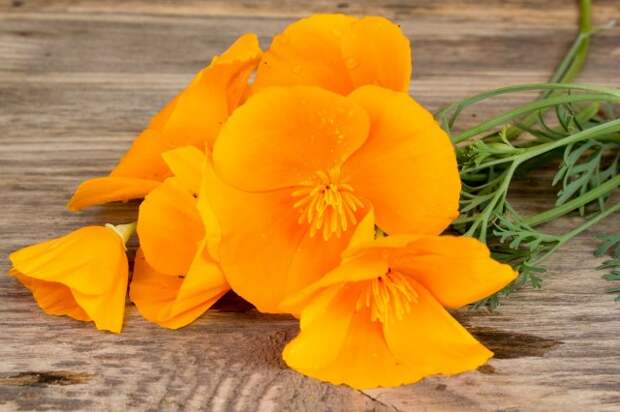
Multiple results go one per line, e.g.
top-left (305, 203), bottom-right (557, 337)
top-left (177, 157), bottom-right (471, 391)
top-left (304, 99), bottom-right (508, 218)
top-left (1, 1), bottom-right (619, 411)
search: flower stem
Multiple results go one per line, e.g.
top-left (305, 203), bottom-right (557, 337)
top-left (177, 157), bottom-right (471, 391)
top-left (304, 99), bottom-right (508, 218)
top-left (453, 93), bottom-right (620, 144)
top-left (106, 222), bottom-right (137, 245)
top-left (503, 0), bottom-right (592, 139)
top-left (532, 202), bottom-right (620, 265)
top-left (524, 175), bottom-right (620, 227)
top-left (444, 0), bottom-right (595, 143)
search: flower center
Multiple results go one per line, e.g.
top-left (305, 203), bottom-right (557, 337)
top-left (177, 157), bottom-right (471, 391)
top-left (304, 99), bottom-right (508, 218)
top-left (355, 270), bottom-right (417, 323)
top-left (292, 167), bottom-right (364, 240)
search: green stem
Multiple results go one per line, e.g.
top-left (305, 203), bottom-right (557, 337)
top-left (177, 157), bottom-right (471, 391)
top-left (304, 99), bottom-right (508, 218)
top-left (463, 118), bottom-right (620, 173)
top-left (533, 201), bottom-right (620, 265)
top-left (453, 94), bottom-right (620, 144)
top-left (437, 83), bottom-right (619, 126)
top-left (441, 0), bottom-right (595, 141)
top-left (106, 222), bottom-right (137, 245)
top-left (524, 175), bottom-right (620, 227)
top-left (463, 164), bottom-right (518, 241)
top-left (504, 0), bottom-right (592, 139)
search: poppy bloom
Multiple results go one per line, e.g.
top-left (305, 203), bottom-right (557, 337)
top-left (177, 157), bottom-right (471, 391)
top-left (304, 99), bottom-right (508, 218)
top-left (201, 85), bottom-right (460, 313)
top-left (281, 212), bottom-right (517, 388)
top-left (253, 14), bottom-right (412, 95)
top-left (67, 33), bottom-right (262, 211)
top-left (9, 224), bottom-right (134, 333)
top-left (129, 146), bottom-right (229, 329)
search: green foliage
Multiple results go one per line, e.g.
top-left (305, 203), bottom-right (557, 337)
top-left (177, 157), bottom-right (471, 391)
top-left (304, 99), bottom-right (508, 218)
top-left (435, 0), bottom-right (620, 309)
top-left (553, 140), bottom-right (619, 214)
top-left (437, 86), bottom-right (620, 308)
top-left (595, 233), bottom-right (620, 303)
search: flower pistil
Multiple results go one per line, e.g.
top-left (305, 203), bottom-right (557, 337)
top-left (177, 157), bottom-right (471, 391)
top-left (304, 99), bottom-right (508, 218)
top-left (356, 270), bottom-right (418, 323)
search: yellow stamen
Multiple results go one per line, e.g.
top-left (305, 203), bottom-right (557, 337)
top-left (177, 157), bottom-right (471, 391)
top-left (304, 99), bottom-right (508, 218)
top-left (292, 167), bottom-right (363, 240)
top-left (355, 270), bottom-right (418, 323)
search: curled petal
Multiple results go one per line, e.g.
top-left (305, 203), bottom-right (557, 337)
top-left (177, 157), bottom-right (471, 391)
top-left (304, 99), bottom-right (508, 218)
top-left (110, 129), bottom-right (174, 181)
top-left (9, 226), bottom-right (128, 332)
top-left (11, 272), bottom-right (89, 321)
top-left (151, 33), bottom-right (261, 151)
top-left (129, 248), bottom-right (229, 329)
top-left (68, 34), bottom-right (262, 210)
top-left (67, 176), bottom-right (159, 211)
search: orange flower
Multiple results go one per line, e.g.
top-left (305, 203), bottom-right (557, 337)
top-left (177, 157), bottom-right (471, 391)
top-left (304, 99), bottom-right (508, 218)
top-left (281, 212), bottom-right (517, 388)
top-left (129, 146), bottom-right (229, 329)
top-left (67, 34), bottom-right (262, 211)
top-left (9, 224), bottom-right (133, 333)
top-left (201, 85), bottom-right (460, 313)
top-left (253, 14), bottom-right (412, 95)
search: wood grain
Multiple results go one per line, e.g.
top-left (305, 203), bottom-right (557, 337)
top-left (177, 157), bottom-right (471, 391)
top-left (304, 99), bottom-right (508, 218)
top-left (1, 0), bottom-right (619, 411)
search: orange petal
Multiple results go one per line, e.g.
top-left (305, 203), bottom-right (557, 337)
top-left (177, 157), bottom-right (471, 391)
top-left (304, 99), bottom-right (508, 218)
top-left (343, 233), bottom-right (423, 260)
top-left (148, 94), bottom-right (179, 130)
top-left (283, 285), bottom-right (357, 372)
top-left (137, 178), bottom-right (204, 276)
top-left (281, 242), bottom-right (387, 316)
top-left (68, 34), bottom-right (262, 210)
top-left (342, 206), bottom-right (376, 254)
top-left (157, 33), bottom-right (261, 150)
top-left (253, 14), bottom-right (356, 95)
top-left (214, 32), bottom-right (265, 110)
top-left (110, 128), bottom-right (174, 181)
top-left (253, 15), bottom-right (411, 95)
top-left (11, 272), bottom-right (90, 321)
top-left (212, 86), bottom-right (369, 191)
top-left (9, 226), bottom-right (128, 332)
top-left (390, 236), bottom-right (517, 308)
top-left (196, 156), bottom-right (222, 260)
top-left (383, 278), bottom-right (492, 378)
top-left (201, 156), bottom-right (353, 313)
top-left (341, 16), bottom-right (411, 93)
top-left (284, 283), bottom-right (426, 389)
top-left (67, 176), bottom-right (160, 211)
top-left (345, 85), bottom-right (460, 235)
top-left (129, 248), bottom-right (229, 329)
top-left (162, 145), bottom-right (206, 195)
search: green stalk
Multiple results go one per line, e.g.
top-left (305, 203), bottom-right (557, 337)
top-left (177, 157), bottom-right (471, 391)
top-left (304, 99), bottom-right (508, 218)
top-left (532, 202), bottom-right (620, 265)
top-left (462, 118), bottom-right (620, 172)
top-left (463, 164), bottom-right (518, 241)
top-left (503, 0), bottom-right (592, 139)
top-left (453, 94), bottom-right (620, 143)
top-left (442, 0), bottom-right (595, 141)
top-left (436, 83), bottom-right (619, 127)
top-left (524, 175), bottom-right (620, 227)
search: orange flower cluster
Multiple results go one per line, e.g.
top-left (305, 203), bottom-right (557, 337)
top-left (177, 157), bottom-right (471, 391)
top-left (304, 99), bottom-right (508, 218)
top-left (8, 15), bottom-right (516, 389)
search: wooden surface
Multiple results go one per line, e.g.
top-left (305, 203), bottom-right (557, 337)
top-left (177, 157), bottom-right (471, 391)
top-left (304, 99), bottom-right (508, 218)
top-left (1, 0), bottom-right (619, 411)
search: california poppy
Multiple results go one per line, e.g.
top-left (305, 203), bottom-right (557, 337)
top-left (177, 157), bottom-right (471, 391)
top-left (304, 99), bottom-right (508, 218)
top-left (253, 14), bottom-right (412, 95)
top-left (9, 224), bottom-right (133, 333)
top-left (129, 146), bottom-right (229, 329)
top-left (67, 33), bottom-right (262, 211)
top-left (201, 85), bottom-right (460, 313)
top-left (281, 211), bottom-right (517, 388)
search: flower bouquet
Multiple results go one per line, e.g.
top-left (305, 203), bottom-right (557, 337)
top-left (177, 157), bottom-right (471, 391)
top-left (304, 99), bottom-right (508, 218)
top-left (8, 0), bottom-right (619, 389)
